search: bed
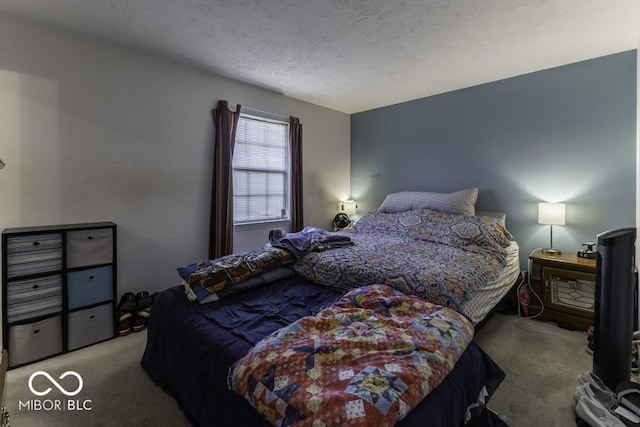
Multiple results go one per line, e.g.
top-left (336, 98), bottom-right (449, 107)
top-left (288, 208), bottom-right (520, 326)
top-left (142, 189), bottom-right (519, 426)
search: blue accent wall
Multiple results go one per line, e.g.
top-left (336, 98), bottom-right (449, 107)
top-left (351, 51), bottom-right (637, 267)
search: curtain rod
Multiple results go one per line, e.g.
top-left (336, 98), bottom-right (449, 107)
top-left (229, 103), bottom-right (290, 122)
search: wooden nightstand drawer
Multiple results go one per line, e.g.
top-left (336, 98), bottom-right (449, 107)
top-left (66, 228), bottom-right (113, 268)
top-left (68, 303), bottom-right (114, 351)
top-left (543, 267), bottom-right (595, 316)
top-left (8, 315), bottom-right (63, 367)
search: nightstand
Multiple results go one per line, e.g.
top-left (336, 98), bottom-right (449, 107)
top-left (528, 249), bottom-right (596, 331)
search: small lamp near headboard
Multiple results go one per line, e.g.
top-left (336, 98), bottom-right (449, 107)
top-left (334, 200), bottom-right (358, 230)
top-left (340, 200), bottom-right (357, 217)
top-left (538, 202), bottom-right (566, 254)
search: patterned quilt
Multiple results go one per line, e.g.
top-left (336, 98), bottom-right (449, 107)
top-left (185, 247), bottom-right (295, 303)
top-left (229, 284), bottom-right (475, 427)
top-left (291, 208), bottom-right (513, 312)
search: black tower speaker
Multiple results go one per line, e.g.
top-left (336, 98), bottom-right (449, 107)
top-left (593, 227), bottom-right (636, 391)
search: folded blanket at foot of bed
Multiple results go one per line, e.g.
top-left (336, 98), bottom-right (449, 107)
top-left (182, 227), bottom-right (353, 304)
top-left (183, 247), bottom-right (296, 303)
top-left (229, 284), bottom-right (475, 427)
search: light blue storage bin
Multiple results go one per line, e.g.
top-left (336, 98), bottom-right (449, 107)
top-left (67, 266), bottom-right (113, 310)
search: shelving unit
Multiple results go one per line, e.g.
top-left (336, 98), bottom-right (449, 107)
top-left (2, 222), bottom-right (117, 368)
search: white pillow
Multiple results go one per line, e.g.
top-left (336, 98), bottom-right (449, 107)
top-left (376, 188), bottom-right (478, 216)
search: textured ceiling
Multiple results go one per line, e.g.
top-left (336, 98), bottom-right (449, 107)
top-left (0, 0), bottom-right (638, 113)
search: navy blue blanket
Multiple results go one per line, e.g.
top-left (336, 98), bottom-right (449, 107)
top-left (141, 277), bottom-right (505, 426)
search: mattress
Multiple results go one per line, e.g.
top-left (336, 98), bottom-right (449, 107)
top-left (461, 241), bottom-right (521, 325)
top-left (142, 275), bottom-right (506, 427)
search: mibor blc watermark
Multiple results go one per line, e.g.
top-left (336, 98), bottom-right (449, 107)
top-left (19, 371), bottom-right (92, 412)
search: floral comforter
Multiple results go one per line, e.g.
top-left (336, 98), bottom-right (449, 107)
top-left (229, 284), bottom-right (474, 427)
top-left (291, 208), bottom-right (513, 312)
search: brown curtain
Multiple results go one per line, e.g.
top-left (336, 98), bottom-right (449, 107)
top-left (209, 100), bottom-right (241, 259)
top-left (289, 116), bottom-right (304, 232)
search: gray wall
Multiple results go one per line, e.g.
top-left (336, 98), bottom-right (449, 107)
top-left (351, 51), bottom-right (637, 267)
top-left (0, 12), bottom-right (350, 297)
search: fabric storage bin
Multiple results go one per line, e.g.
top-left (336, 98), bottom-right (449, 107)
top-left (67, 303), bottom-right (114, 351)
top-left (8, 315), bottom-right (63, 367)
top-left (6, 233), bottom-right (63, 278)
top-left (66, 228), bottom-right (113, 268)
top-left (6, 274), bottom-right (63, 323)
top-left (67, 266), bottom-right (113, 310)
top-left (6, 233), bottom-right (62, 254)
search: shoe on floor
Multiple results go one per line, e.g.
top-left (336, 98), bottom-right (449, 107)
top-left (575, 383), bottom-right (617, 411)
top-left (618, 382), bottom-right (640, 418)
top-left (118, 292), bottom-right (136, 314)
top-left (578, 372), bottom-right (614, 394)
top-left (118, 316), bottom-right (132, 336)
top-left (117, 292), bottom-right (136, 336)
top-left (575, 395), bottom-right (625, 427)
top-left (132, 291), bottom-right (153, 332)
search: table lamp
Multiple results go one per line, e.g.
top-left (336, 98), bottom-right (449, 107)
top-left (538, 202), bottom-right (566, 254)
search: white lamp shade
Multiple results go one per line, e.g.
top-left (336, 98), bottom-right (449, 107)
top-left (341, 200), bottom-right (357, 216)
top-left (538, 202), bottom-right (566, 225)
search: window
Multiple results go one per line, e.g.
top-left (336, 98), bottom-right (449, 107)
top-left (233, 114), bottom-right (290, 224)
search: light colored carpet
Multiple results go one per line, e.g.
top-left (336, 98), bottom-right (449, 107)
top-left (5, 313), bottom-right (590, 426)
top-left (474, 314), bottom-right (591, 427)
top-left (6, 331), bottom-right (189, 427)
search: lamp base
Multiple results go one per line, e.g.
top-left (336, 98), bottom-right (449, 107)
top-left (542, 248), bottom-right (562, 255)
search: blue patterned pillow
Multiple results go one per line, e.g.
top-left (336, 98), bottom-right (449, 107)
top-left (354, 208), bottom-right (512, 260)
top-left (376, 188), bottom-right (478, 216)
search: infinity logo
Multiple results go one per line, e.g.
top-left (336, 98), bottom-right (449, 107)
top-left (28, 371), bottom-right (84, 397)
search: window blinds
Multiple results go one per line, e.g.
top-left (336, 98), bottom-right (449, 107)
top-left (233, 115), bottom-right (289, 223)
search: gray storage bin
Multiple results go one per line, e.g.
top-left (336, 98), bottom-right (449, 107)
top-left (67, 303), bottom-right (114, 351)
top-left (8, 315), bottom-right (63, 367)
top-left (6, 233), bottom-right (62, 254)
top-left (6, 233), bottom-right (63, 278)
top-left (67, 266), bottom-right (113, 310)
top-left (6, 274), bottom-right (63, 323)
top-left (66, 228), bottom-right (113, 268)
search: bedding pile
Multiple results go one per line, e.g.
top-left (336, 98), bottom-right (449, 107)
top-left (181, 208), bottom-right (513, 312)
top-left (183, 226), bottom-right (354, 303)
top-left (229, 284), bottom-right (475, 427)
top-left (291, 208), bottom-right (513, 311)
top-left (183, 246), bottom-right (296, 303)
top-left (269, 226), bottom-right (354, 258)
